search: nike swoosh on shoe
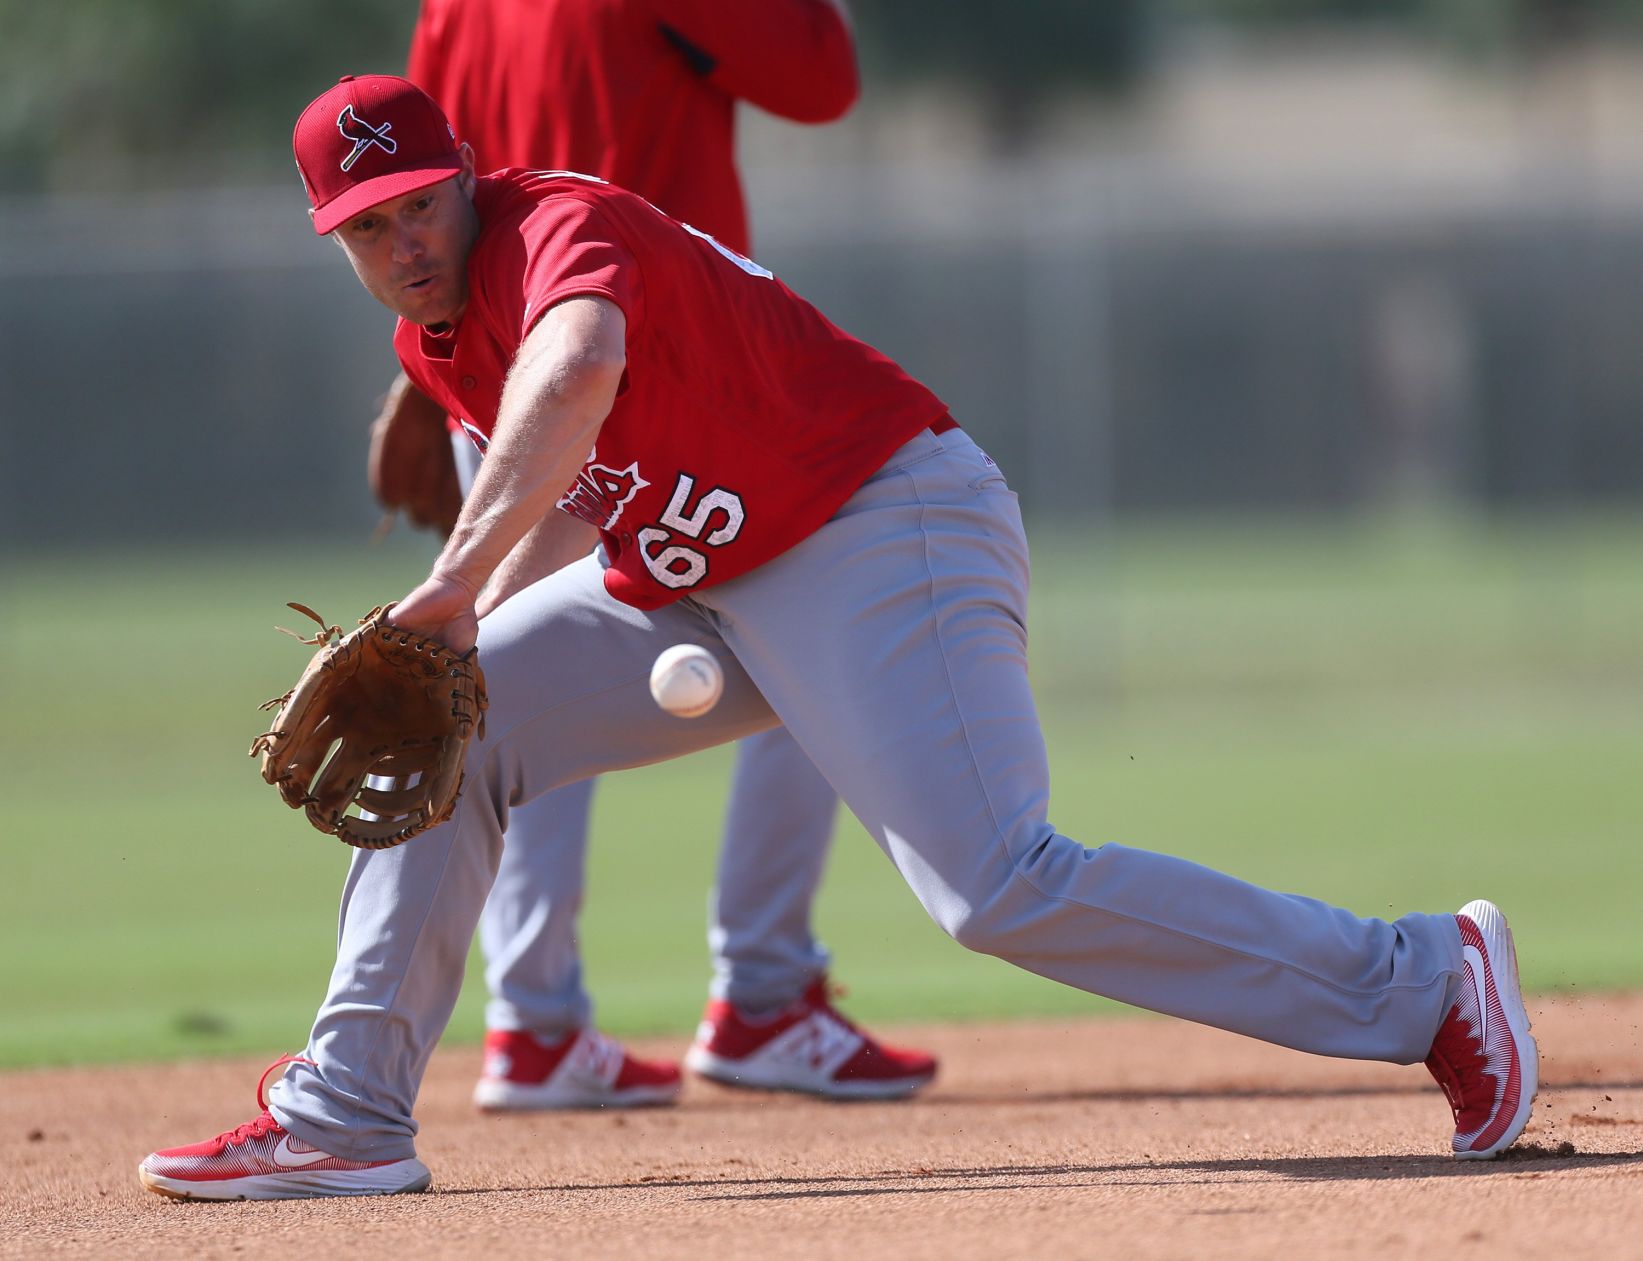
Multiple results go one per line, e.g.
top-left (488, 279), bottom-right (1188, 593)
top-left (272, 1136), bottom-right (336, 1169)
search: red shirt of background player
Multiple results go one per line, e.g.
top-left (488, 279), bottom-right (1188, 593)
top-left (406, 0), bottom-right (859, 257)
top-left (395, 170), bottom-right (950, 611)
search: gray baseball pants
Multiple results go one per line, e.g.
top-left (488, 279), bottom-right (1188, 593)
top-left (478, 729), bottom-right (837, 1033)
top-left (457, 437), bottom-right (838, 1034)
top-left (271, 428), bottom-right (1463, 1160)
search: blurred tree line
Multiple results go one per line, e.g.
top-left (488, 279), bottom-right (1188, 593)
top-left (0, 0), bottom-right (410, 191)
top-left (1169, 0), bottom-right (1643, 52)
top-left (3, 0), bottom-right (1641, 192)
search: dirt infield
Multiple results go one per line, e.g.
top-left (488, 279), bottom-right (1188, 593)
top-left (7, 993), bottom-right (1643, 1259)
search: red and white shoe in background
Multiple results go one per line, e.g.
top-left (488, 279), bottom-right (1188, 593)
top-left (137, 1055), bottom-right (431, 1201)
top-left (685, 978), bottom-right (937, 1100)
top-left (1424, 899), bottom-right (1539, 1159)
top-left (473, 1028), bottom-right (682, 1111)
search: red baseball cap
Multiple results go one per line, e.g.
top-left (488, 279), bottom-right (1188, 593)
top-left (294, 75), bottom-right (464, 235)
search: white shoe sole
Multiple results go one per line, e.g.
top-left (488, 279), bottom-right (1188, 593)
top-left (685, 1047), bottom-right (933, 1100)
top-left (472, 1077), bottom-right (680, 1112)
top-left (137, 1157), bottom-right (431, 1201)
top-left (1454, 899), bottom-right (1539, 1160)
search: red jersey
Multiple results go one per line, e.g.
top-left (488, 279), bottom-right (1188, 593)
top-left (395, 170), bottom-right (950, 610)
top-left (406, 0), bottom-right (858, 256)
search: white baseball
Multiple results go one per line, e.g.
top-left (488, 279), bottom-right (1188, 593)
top-left (649, 644), bottom-right (724, 718)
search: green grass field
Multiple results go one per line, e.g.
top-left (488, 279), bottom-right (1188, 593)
top-left (4, 510), bottom-right (1640, 1069)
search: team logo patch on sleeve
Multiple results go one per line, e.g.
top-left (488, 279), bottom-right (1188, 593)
top-left (336, 105), bottom-right (397, 171)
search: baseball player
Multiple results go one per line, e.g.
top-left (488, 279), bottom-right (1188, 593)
top-left (138, 76), bottom-right (1538, 1200)
top-left (368, 0), bottom-right (935, 1110)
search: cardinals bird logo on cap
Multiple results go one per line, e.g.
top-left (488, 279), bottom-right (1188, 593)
top-left (336, 105), bottom-right (397, 171)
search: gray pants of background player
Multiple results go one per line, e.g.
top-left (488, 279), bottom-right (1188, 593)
top-left (272, 428), bottom-right (1464, 1159)
top-left (454, 437), bottom-right (838, 1031)
top-left (480, 735), bottom-right (836, 1028)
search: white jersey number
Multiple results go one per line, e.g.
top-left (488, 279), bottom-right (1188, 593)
top-left (639, 473), bottom-right (746, 590)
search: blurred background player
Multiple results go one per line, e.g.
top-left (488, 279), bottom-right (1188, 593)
top-left (368, 0), bottom-right (937, 1110)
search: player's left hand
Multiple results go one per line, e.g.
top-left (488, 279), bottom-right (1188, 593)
top-left (251, 602), bottom-right (487, 849)
top-left (392, 573), bottom-right (480, 654)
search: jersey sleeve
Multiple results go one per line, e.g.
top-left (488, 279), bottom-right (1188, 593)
top-left (645, 0), bottom-right (858, 124)
top-left (484, 195), bottom-right (644, 343)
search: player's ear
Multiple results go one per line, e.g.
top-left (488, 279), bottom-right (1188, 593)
top-left (457, 142), bottom-right (477, 197)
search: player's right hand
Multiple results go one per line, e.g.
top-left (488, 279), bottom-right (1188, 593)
top-left (368, 373), bottom-right (463, 535)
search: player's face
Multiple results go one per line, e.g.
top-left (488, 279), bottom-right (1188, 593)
top-left (332, 169), bottom-right (480, 326)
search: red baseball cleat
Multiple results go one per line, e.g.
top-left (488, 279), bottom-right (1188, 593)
top-left (1424, 899), bottom-right (1539, 1159)
top-left (137, 1056), bottom-right (430, 1200)
top-left (472, 1028), bottom-right (682, 1111)
top-left (685, 978), bottom-right (937, 1100)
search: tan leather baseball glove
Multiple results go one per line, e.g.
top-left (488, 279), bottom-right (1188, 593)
top-left (250, 603), bottom-right (487, 849)
top-left (368, 373), bottom-right (462, 536)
